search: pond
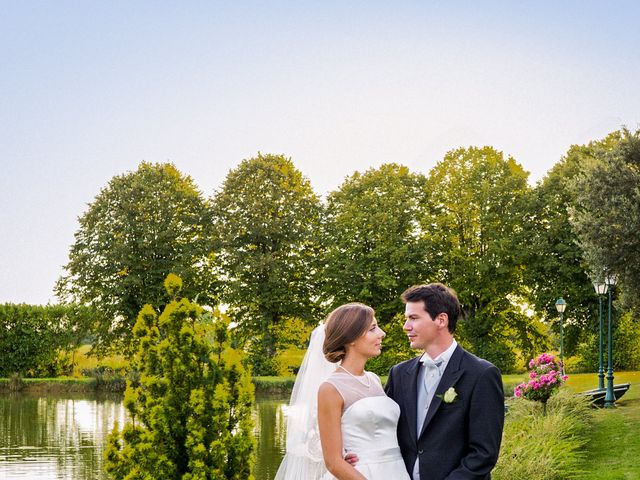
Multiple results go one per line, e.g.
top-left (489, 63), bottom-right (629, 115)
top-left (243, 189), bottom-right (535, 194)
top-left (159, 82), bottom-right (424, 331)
top-left (0, 392), bottom-right (288, 480)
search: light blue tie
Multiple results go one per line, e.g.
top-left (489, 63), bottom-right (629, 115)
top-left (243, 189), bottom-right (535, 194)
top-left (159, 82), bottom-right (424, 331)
top-left (417, 358), bottom-right (444, 433)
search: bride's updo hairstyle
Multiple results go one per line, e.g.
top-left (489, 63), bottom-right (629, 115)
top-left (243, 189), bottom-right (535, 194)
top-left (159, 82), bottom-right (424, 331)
top-left (322, 303), bottom-right (375, 363)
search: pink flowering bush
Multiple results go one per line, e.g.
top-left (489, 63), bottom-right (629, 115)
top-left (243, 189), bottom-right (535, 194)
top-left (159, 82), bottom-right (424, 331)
top-left (514, 353), bottom-right (568, 404)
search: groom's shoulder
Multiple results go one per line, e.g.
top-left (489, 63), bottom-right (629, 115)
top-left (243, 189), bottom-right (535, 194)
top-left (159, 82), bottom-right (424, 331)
top-left (460, 347), bottom-right (500, 373)
top-left (391, 355), bottom-right (422, 373)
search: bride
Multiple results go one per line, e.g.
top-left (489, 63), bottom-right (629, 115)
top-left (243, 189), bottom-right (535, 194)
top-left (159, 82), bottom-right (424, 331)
top-left (274, 303), bottom-right (411, 480)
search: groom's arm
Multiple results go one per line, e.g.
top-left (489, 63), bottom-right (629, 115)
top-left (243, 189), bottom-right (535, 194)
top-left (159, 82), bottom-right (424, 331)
top-left (446, 365), bottom-right (505, 480)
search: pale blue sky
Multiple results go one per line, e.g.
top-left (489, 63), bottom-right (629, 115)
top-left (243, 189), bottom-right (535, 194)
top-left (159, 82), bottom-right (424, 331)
top-left (1, 1), bottom-right (639, 304)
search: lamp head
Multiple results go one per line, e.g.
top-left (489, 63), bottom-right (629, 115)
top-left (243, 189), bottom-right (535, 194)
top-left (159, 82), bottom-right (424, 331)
top-left (592, 280), bottom-right (608, 295)
top-left (555, 297), bottom-right (567, 313)
top-left (605, 273), bottom-right (618, 286)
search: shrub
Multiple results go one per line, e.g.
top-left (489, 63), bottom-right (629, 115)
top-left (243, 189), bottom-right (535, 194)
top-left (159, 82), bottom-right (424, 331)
top-left (514, 353), bottom-right (567, 404)
top-left (494, 389), bottom-right (593, 480)
top-left (105, 276), bottom-right (255, 479)
top-left (0, 303), bottom-right (93, 377)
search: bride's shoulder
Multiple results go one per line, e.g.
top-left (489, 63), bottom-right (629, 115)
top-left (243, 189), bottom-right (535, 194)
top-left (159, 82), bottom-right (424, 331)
top-left (365, 370), bottom-right (383, 386)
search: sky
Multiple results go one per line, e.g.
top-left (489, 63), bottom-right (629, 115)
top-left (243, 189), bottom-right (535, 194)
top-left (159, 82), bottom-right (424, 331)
top-left (1, 1), bottom-right (639, 305)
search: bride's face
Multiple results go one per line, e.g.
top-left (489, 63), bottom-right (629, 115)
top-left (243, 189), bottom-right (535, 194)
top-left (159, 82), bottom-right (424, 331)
top-left (351, 318), bottom-right (386, 358)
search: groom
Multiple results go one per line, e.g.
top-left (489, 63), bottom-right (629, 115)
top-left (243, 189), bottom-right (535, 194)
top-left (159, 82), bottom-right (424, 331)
top-left (385, 283), bottom-right (504, 480)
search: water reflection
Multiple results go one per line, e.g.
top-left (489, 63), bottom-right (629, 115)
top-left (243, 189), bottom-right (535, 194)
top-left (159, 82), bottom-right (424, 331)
top-left (0, 392), bottom-right (126, 479)
top-left (0, 392), bottom-right (288, 480)
top-left (254, 393), bottom-right (287, 480)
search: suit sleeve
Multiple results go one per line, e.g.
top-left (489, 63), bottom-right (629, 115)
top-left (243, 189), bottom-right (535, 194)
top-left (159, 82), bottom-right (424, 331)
top-left (446, 365), bottom-right (505, 480)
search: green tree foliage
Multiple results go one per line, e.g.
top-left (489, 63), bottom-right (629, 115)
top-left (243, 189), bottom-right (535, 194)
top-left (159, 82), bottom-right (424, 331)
top-left (323, 163), bottom-right (430, 322)
top-left (56, 162), bottom-right (216, 355)
top-left (569, 128), bottom-right (640, 311)
top-left (521, 133), bottom-right (623, 357)
top-left (211, 153), bottom-right (323, 374)
top-left (0, 303), bottom-right (94, 377)
top-left (576, 310), bottom-right (640, 372)
top-left (322, 164), bottom-right (427, 373)
top-left (612, 310), bottom-right (640, 371)
top-left (424, 146), bottom-right (546, 371)
top-left (104, 276), bottom-right (255, 480)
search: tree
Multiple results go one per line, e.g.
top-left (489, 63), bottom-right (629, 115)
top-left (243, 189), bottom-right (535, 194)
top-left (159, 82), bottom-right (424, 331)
top-left (424, 146), bottom-right (546, 371)
top-left (322, 164), bottom-right (429, 373)
top-left (0, 303), bottom-right (94, 377)
top-left (56, 162), bottom-right (216, 355)
top-left (569, 128), bottom-right (640, 311)
top-left (323, 163), bottom-right (430, 321)
top-left (104, 274), bottom-right (255, 480)
top-left (520, 132), bottom-right (622, 357)
top-left (211, 153), bottom-right (323, 374)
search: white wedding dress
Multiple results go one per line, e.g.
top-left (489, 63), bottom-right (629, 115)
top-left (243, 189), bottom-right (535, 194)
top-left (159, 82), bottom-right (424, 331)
top-left (274, 325), bottom-right (410, 480)
top-left (320, 371), bottom-right (411, 480)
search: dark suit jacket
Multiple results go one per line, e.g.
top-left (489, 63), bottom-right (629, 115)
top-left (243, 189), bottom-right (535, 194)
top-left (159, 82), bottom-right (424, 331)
top-left (385, 345), bottom-right (504, 480)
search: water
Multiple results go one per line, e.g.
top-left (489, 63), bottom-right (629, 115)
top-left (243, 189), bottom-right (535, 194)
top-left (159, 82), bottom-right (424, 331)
top-left (0, 392), bottom-right (288, 480)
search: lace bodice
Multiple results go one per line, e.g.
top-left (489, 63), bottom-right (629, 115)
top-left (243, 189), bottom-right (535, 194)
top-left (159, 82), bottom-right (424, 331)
top-left (319, 378), bottom-right (410, 480)
top-left (322, 370), bottom-right (386, 412)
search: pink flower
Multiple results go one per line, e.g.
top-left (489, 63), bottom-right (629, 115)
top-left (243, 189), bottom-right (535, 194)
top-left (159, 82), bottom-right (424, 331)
top-left (516, 352), bottom-right (567, 403)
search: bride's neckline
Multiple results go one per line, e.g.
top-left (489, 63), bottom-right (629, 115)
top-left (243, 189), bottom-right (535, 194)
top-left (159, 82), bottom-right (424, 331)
top-left (338, 365), bottom-right (371, 388)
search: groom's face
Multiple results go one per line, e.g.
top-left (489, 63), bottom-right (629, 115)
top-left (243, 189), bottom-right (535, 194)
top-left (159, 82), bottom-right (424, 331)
top-left (403, 301), bottom-right (438, 350)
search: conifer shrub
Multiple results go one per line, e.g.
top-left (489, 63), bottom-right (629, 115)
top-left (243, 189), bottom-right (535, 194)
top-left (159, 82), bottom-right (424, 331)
top-left (105, 275), bottom-right (255, 479)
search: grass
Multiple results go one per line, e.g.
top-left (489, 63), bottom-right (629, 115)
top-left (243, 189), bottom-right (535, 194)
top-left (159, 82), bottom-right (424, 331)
top-left (0, 376), bottom-right (97, 393)
top-left (253, 376), bottom-right (296, 394)
top-left (494, 389), bottom-right (594, 480)
top-left (496, 371), bottom-right (640, 479)
top-left (69, 345), bottom-right (129, 377)
top-left (566, 371), bottom-right (640, 479)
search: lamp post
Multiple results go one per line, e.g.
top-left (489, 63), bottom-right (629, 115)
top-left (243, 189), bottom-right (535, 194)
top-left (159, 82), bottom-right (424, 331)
top-left (593, 280), bottom-right (608, 390)
top-left (604, 274), bottom-right (617, 408)
top-left (555, 298), bottom-right (567, 376)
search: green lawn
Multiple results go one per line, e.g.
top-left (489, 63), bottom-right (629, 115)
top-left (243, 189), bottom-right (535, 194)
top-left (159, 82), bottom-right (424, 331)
top-left (498, 371), bottom-right (640, 479)
top-left (564, 371), bottom-right (640, 479)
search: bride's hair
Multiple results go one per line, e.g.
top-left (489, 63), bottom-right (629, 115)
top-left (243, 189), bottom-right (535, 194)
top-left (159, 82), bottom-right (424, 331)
top-left (322, 303), bottom-right (375, 363)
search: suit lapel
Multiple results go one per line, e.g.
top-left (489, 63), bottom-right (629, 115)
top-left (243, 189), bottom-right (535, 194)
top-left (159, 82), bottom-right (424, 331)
top-left (419, 345), bottom-right (465, 438)
top-left (403, 357), bottom-right (421, 446)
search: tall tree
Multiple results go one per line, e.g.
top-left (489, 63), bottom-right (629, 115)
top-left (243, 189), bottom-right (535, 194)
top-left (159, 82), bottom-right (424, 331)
top-left (211, 153), bottom-right (323, 374)
top-left (323, 163), bottom-right (430, 322)
top-left (105, 275), bottom-right (255, 480)
top-left (521, 133), bottom-right (622, 356)
top-left (56, 162), bottom-right (216, 355)
top-left (322, 163), bottom-right (430, 374)
top-left (570, 128), bottom-right (640, 310)
top-left (424, 146), bottom-right (545, 371)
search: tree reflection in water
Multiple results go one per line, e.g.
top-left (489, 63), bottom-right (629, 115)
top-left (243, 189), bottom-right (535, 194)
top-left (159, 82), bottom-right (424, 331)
top-left (0, 392), bottom-right (288, 480)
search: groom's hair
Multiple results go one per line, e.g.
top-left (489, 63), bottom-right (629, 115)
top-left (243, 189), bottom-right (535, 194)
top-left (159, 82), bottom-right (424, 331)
top-left (401, 283), bottom-right (461, 333)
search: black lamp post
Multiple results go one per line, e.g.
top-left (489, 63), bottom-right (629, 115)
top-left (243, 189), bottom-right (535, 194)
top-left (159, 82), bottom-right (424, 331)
top-left (604, 274), bottom-right (617, 408)
top-left (593, 280), bottom-right (608, 390)
top-left (555, 298), bottom-right (567, 375)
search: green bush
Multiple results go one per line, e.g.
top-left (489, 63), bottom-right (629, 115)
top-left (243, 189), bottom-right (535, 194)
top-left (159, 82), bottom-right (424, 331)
top-left (612, 311), bottom-right (640, 370)
top-left (575, 310), bottom-right (640, 372)
top-left (82, 366), bottom-right (137, 392)
top-left (494, 388), bottom-right (593, 480)
top-left (0, 303), bottom-right (93, 377)
top-left (105, 276), bottom-right (255, 479)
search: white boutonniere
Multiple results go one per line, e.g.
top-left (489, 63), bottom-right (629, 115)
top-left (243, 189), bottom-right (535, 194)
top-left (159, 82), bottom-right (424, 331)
top-left (438, 387), bottom-right (458, 404)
